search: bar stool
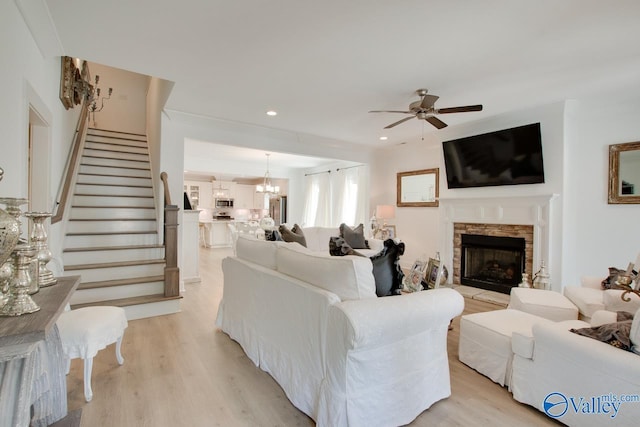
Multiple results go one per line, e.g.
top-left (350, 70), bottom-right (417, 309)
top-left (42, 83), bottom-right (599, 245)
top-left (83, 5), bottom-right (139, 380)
top-left (56, 306), bottom-right (128, 402)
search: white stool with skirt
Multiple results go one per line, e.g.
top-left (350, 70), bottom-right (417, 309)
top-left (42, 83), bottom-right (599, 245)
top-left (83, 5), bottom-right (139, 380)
top-left (56, 306), bottom-right (128, 402)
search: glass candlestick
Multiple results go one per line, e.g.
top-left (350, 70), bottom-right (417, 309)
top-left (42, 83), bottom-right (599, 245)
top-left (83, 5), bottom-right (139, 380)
top-left (0, 244), bottom-right (40, 316)
top-left (24, 212), bottom-right (57, 287)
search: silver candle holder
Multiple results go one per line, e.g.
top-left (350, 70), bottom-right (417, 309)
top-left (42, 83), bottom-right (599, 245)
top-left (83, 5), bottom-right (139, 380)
top-left (24, 212), bottom-right (56, 288)
top-left (0, 244), bottom-right (40, 316)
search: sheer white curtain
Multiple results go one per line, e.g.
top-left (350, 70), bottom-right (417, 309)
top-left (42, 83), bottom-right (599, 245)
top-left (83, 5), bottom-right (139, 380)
top-left (333, 166), bottom-right (367, 227)
top-left (302, 165), bottom-right (368, 228)
top-left (301, 172), bottom-right (331, 227)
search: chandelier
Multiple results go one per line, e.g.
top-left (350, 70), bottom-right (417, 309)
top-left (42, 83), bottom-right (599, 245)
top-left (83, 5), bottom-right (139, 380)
top-left (256, 153), bottom-right (280, 194)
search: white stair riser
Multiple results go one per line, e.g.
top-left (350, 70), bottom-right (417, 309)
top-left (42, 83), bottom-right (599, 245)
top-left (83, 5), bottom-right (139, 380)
top-left (67, 220), bottom-right (157, 234)
top-left (65, 233), bottom-right (159, 248)
top-left (75, 184), bottom-right (152, 197)
top-left (70, 207), bottom-right (156, 220)
top-left (80, 157), bottom-right (150, 170)
top-left (87, 130), bottom-right (147, 142)
top-left (71, 196), bottom-right (155, 210)
top-left (85, 141), bottom-right (148, 154)
top-left (123, 299), bottom-right (180, 321)
top-left (84, 149), bottom-right (148, 163)
top-left (70, 281), bottom-right (165, 305)
top-left (63, 247), bottom-right (164, 265)
top-left (77, 174), bottom-right (152, 187)
top-left (66, 263), bottom-right (165, 283)
top-left (79, 165), bottom-right (151, 178)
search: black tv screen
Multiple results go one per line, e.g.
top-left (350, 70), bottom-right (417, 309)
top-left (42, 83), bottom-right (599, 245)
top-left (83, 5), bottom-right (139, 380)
top-left (442, 123), bottom-right (544, 189)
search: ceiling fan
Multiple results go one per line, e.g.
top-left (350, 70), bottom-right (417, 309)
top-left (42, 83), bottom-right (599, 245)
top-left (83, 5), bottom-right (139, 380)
top-left (369, 89), bottom-right (483, 130)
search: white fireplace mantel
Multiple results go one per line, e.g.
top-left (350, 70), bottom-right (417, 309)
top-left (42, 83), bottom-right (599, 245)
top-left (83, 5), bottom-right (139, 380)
top-left (439, 194), bottom-right (559, 288)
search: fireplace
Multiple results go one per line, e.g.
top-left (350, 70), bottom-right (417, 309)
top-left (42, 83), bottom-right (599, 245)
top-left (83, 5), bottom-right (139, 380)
top-left (452, 222), bottom-right (534, 294)
top-left (461, 234), bottom-right (525, 294)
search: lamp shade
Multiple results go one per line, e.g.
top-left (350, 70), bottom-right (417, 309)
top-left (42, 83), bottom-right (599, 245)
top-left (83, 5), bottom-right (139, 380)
top-left (376, 205), bottom-right (395, 220)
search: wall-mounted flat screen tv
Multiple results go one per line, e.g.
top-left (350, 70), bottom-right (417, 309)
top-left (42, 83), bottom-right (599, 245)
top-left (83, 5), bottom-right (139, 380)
top-left (442, 122), bottom-right (544, 189)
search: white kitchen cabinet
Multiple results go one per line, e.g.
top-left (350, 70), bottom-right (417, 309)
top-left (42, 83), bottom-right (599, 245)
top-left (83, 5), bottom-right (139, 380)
top-left (254, 192), bottom-right (268, 210)
top-left (184, 180), bottom-right (213, 208)
top-left (233, 184), bottom-right (255, 209)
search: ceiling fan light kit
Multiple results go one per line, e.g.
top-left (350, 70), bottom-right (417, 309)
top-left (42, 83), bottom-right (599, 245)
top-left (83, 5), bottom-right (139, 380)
top-left (369, 89), bottom-right (483, 130)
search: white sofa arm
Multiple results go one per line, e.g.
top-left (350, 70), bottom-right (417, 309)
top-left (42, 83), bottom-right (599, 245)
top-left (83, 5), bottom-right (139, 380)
top-left (318, 288), bottom-right (464, 427)
top-left (590, 310), bottom-right (618, 327)
top-left (330, 288), bottom-right (464, 349)
top-left (581, 275), bottom-right (603, 289)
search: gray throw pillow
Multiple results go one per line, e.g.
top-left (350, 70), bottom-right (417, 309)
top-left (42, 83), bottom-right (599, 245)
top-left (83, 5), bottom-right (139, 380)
top-left (339, 223), bottom-right (369, 249)
top-left (329, 236), bottom-right (362, 257)
top-left (279, 224), bottom-right (307, 247)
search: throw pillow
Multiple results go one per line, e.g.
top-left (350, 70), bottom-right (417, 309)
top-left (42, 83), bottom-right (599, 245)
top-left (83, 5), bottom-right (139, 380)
top-left (279, 224), bottom-right (307, 247)
top-left (370, 239), bottom-right (405, 297)
top-left (631, 307), bottom-right (640, 355)
top-left (339, 223), bottom-right (369, 249)
top-left (329, 236), bottom-right (361, 257)
top-left (601, 266), bottom-right (638, 290)
top-left (265, 229), bottom-right (283, 241)
top-left (571, 311), bottom-right (635, 351)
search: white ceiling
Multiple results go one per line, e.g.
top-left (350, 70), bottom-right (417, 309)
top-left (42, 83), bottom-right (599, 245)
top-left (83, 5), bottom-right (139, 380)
top-left (37, 0), bottom-right (640, 149)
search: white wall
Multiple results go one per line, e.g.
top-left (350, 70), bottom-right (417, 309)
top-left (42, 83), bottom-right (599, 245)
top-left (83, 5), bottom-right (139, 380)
top-left (87, 62), bottom-right (149, 134)
top-left (563, 97), bottom-right (640, 284)
top-left (1, 2), bottom-right (79, 270)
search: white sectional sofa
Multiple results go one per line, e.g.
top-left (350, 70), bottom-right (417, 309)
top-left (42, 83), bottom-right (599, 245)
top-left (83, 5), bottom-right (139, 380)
top-left (511, 315), bottom-right (640, 426)
top-left (216, 236), bottom-right (464, 426)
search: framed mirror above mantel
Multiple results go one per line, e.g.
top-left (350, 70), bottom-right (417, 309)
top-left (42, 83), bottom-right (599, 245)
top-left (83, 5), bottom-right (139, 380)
top-left (397, 168), bottom-right (439, 207)
top-left (608, 141), bottom-right (640, 204)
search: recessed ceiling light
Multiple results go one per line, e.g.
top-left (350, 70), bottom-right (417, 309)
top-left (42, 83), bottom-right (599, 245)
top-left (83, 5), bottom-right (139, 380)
top-left (266, 110), bottom-right (277, 116)
top-left (379, 136), bottom-right (388, 141)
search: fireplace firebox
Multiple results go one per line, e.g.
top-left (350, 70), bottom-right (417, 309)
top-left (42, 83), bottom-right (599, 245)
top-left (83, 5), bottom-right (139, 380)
top-left (461, 234), bottom-right (526, 294)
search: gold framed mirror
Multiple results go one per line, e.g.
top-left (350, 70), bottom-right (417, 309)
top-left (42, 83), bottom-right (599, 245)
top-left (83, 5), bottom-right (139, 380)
top-left (608, 141), bottom-right (640, 204)
top-left (397, 168), bottom-right (439, 207)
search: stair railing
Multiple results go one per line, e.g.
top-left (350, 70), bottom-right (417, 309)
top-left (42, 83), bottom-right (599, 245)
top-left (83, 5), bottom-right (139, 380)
top-left (161, 172), bottom-right (180, 297)
top-left (52, 100), bottom-right (90, 224)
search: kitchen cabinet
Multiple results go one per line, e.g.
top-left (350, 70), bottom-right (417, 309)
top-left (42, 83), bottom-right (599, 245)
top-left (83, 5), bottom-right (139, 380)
top-left (184, 180), bottom-right (213, 208)
top-left (254, 192), bottom-right (268, 210)
top-left (233, 184), bottom-right (255, 209)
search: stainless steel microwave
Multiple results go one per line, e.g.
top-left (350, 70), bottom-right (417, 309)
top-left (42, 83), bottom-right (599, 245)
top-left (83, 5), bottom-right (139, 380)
top-left (215, 198), bottom-right (234, 208)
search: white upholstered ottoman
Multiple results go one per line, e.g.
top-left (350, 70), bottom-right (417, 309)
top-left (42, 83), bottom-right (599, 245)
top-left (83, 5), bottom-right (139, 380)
top-left (508, 287), bottom-right (578, 321)
top-left (459, 309), bottom-right (551, 386)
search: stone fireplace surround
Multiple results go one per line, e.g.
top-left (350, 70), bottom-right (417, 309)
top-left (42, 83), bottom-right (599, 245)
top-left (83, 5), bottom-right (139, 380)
top-left (439, 195), bottom-right (558, 290)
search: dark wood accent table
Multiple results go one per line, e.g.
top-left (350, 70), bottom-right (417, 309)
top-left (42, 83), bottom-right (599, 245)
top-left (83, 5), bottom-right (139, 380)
top-left (0, 276), bottom-right (80, 427)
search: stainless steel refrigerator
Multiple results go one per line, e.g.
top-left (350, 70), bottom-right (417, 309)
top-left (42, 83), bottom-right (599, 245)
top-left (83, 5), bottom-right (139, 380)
top-left (269, 196), bottom-right (287, 225)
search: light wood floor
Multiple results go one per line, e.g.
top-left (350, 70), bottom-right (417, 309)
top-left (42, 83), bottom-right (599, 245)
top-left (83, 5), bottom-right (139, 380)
top-left (66, 247), bottom-right (560, 426)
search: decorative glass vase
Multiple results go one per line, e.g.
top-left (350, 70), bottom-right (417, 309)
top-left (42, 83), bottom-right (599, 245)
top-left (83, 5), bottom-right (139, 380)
top-left (24, 212), bottom-right (57, 287)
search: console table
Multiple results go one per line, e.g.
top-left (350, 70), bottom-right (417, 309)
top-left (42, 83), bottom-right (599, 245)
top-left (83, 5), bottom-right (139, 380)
top-left (0, 275), bottom-right (80, 427)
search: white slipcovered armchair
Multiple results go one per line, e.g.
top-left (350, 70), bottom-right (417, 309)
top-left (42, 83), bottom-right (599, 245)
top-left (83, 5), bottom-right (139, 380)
top-left (563, 276), bottom-right (640, 322)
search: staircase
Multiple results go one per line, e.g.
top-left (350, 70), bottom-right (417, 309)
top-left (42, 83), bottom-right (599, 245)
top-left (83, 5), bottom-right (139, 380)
top-left (62, 128), bottom-right (181, 320)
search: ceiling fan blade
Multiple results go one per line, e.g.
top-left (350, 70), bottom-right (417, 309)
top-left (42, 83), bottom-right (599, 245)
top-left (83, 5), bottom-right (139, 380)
top-left (384, 116), bottom-right (415, 129)
top-left (420, 94), bottom-right (439, 109)
top-left (369, 110), bottom-right (413, 114)
top-left (436, 104), bottom-right (483, 114)
top-left (425, 116), bottom-right (448, 129)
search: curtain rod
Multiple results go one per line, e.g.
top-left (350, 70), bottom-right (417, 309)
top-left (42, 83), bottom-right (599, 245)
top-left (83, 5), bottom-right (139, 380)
top-left (305, 164), bottom-right (364, 176)
top-left (304, 170), bottom-right (331, 176)
top-left (335, 164), bottom-right (363, 172)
